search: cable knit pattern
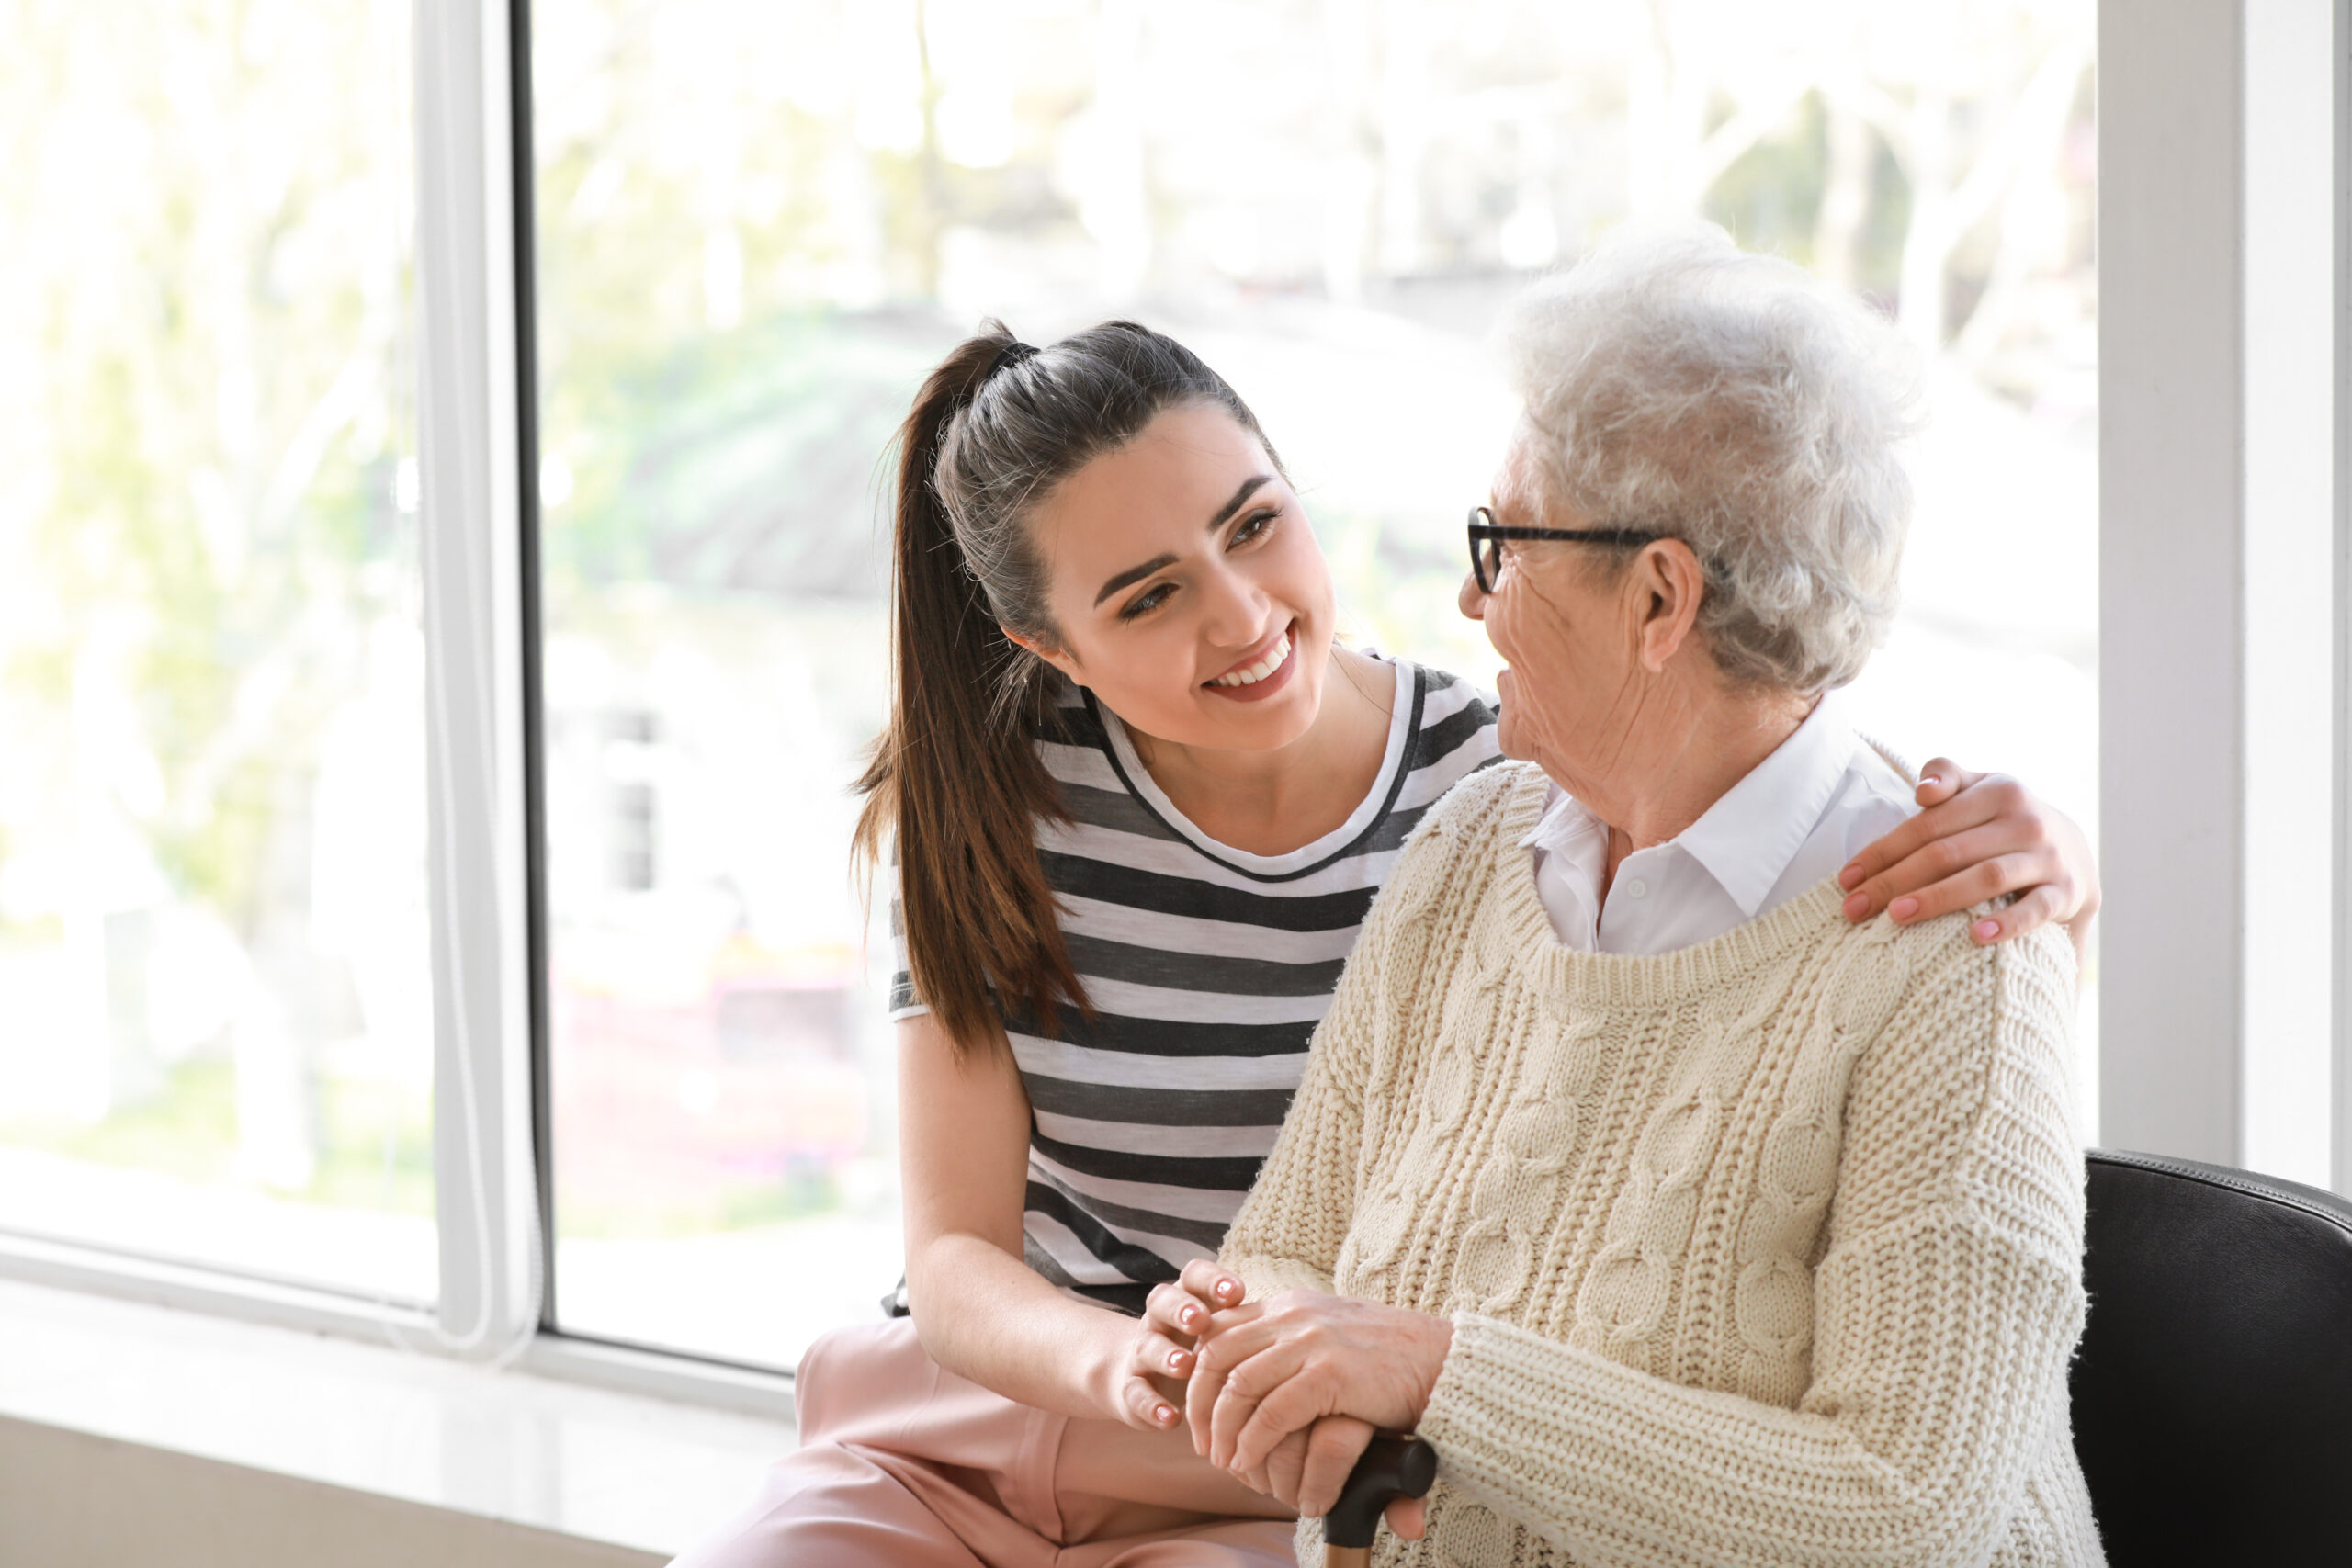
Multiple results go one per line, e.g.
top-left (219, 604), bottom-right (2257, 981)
top-left (1222, 761), bottom-right (2101, 1568)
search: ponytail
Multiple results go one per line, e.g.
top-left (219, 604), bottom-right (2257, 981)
top-left (855, 319), bottom-right (1283, 1057)
top-left (854, 328), bottom-right (1080, 1055)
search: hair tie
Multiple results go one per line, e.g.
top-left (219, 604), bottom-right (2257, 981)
top-left (986, 339), bottom-right (1038, 381)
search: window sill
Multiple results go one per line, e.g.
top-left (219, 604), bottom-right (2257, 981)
top-left (0, 1275), bottom-right (796, 1562)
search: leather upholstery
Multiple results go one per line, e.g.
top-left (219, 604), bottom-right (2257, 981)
top-left (2071, 1149), bottom-right (2352, 1565)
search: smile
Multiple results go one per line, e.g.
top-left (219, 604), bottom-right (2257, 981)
top-left (1207, 629), bottom-right (1293, 688)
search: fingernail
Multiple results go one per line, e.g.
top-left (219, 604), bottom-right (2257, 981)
top-left (1155, 1404), bottom-right (1175, 1424)
top-left (1168, 1350), bottom-right (1186, 1371)
top-left (1838, 864), bottom-right (1863, 890)
top-left (1181, 1306), bottom-right (1198, 1328)
top-left (1216, 1279), bottom-right (1239, 1302)
top-left (1973, 919), bottom-right (2001, 942)
top-left (1841, 892), bottom-right (1871, 919)
top-left (1889, 897), bottom-right (1918, 921)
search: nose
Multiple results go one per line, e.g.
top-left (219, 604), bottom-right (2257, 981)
top-left (1458, 569), bottom-right (1487, 621)
top-left (1201, 554), bottom-right (1274, 647)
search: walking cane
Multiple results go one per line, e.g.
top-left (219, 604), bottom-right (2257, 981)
top-left (1321, 1435), bottom-right (1438, 1568)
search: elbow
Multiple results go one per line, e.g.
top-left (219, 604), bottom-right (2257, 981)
top-left (1870, 1521), bottom-right (1984, 1568)
top-left (899, 1237), bottom-right (967, 1365)
top-left (1830, 1483), bottom-right (2010, 1568)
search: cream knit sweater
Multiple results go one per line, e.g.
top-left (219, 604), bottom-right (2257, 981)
top-left (1222, 762), bottom-right (2103, 1568)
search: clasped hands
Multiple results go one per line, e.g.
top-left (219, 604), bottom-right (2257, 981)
top-left (1122, 1259), bottom-right (1451, 1540)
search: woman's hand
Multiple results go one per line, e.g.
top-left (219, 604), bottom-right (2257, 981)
top-left (1838, 761), bottom-right (2099, 963)
top-left (1185, 1290), bottom-right (1453, 1480)
top-left (1117, 1261), bottom-right (1248, 1431)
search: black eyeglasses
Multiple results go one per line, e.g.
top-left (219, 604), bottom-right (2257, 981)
top-left (1465, 505), bottom-right (1672, 594)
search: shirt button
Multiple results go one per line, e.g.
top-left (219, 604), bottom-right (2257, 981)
top-left (1625, 878), bottom-right (1648, 899)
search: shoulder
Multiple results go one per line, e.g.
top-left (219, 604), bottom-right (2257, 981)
top-left (1394, 661), bottom-right (1506, 799)
top-left (1816, 894), bottom-right (2074, 1015)
top-left (1909, 909), bottom-right (2075, 1018)
top-left (1030, 682), bottom-right (1133, 809)
top-left (1340, 761), bottom-right (1544, 1003)
top-left (1814, 904), bottom-right (2077, 1115)
top-left (1375, 759), bottom-right (1544, 912)
top-left (1410, 663), bottom-right (1501, 746)
top-left (1815, 908), bottom-right (2084, 1242)
top-left (1034, 678), bottom-right (1105, 752)
top-left (1419, 754), bottom-right (1538, 840)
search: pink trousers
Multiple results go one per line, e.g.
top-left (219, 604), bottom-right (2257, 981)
top-left (668, 1318), bottom-right (1301, 1568)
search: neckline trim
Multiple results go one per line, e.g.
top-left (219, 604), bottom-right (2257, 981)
top-left (1088, 658), bottom-right (1423, 884)
top-left (1487, 764), bottom-right (1859, 1008)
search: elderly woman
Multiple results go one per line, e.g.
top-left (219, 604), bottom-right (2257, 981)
top-left (1153, 227), bottom-right (2103, 1568)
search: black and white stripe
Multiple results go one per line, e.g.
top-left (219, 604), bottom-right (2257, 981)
top-left (891, 657), bottom-right (1500, 1314)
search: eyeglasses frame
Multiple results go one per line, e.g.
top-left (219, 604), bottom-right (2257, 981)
top-left (1465, 505), bottom-right (1675, 595)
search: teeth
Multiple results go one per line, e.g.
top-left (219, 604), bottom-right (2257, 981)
top-left (1212, 632), bottom-right (1291, 687)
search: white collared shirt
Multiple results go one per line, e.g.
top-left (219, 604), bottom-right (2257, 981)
top-left (1521, 692), bottom-right (1917, 955)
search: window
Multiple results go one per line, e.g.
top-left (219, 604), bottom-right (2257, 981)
top-left (0, 2), bottom-right (433, 1302)
top-left (526, 0), bottom-right (2098, 1370)
top-left (48, 0), bottom-right (2340, 1405)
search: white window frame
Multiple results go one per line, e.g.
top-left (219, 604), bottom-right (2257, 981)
top-left (2337, 1), bottom-right (2352, 1195)
top-left (417, 0), bottom-right (535, 1366)
top-left (4, 0), bottom-right (2351, 1418)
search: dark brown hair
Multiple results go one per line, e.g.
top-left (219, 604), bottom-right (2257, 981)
top-left (854, 320), bottom-right (1281, 1056)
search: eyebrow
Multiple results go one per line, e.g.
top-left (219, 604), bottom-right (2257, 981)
top-left (1206, 473), bottom-right (1274, 532)
top-left (1093, 552), bottom-right (1177, 608)
top-left (1091, 474), bottom-right (1277, 608)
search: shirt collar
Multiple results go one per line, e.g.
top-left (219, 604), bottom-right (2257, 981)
top-left (1519, 780), bottom-right (1608, 856)
top-left (1671, 691), bottom-right (1860, 917)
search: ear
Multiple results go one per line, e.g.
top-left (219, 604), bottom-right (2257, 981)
top-left (1628, 540), bottom-right (1707, 673)
top-left (1001, 623), bottom-right (1085, 686)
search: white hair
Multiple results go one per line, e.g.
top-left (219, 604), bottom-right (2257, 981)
top-left (1500, 222), bottom-right (1925, 694)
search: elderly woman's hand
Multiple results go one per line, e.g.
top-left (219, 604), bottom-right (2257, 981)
top-left (1185, 1290), bottom-right (1453, 1486)
top-left (1234, 1416), bottom-right (1430, 1540)
top-left (1837, 761), bottom-right (2099, 964)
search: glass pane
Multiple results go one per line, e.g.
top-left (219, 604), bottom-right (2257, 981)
top-left (532, 0), bottom-right (2097, 1368)
top-left (0, 2), bottom-right (433, 1300)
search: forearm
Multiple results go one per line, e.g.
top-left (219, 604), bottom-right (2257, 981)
top-left (905, 1231), bottom-right (1136, 1419)
top-left (1420, 1230), bottom-right (2082, 1568)
top-left (1218, 1251), bottom-right (1336, 1304)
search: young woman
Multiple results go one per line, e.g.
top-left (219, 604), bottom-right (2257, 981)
top-left (669, 321), bottom-right (2099, 1568)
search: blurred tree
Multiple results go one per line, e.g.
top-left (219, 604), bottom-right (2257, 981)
top-left (0, 0), bottom-right (423, 1201)
top-left (0, 0), bottom-right (412, 934)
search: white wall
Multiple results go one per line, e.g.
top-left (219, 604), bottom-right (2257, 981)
top-left (2100, 0), bottom-right (2349, 1192)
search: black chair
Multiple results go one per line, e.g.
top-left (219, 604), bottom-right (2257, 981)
top-left (2072, 1148), bottom-right (2352, 1565)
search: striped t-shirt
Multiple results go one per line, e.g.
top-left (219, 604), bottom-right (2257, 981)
top-left (889, 655), bottom-right (1501, 1314)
